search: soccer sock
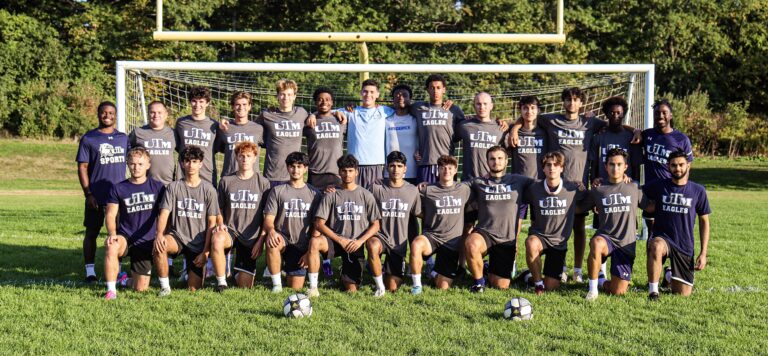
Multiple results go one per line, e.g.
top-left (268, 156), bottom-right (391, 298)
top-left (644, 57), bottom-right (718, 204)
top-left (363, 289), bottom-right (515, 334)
top-left (574, 267), bottom-right (582, 276)
top-left (308, 273), bottom-right (319, 289)
top-left (600, 262), bottom-right (607, 276)
top-left (649, 282), bottom-right (659, 294)
top-left (373, 275), bottom-right (385, 291)
top-left (664, 270), bottom-right (672, 284)
top-left (216, 276), bottom-right (227, 287)
top-left (106, 281), bottom-right (117, 293)
top-left (271, 273), bottom-right (282, 288)
top-left (85, 264), bottom-right (96, 277)
top-left (159, 277), bottom-right (170, 290)
top-left (598, 277), bottom-right (607, 289)
top-left (588, 279), bottom-right (599, 294)
top-left (474, 277), bottom-right (486, 286)
top-left (411, 274), bottom-right (422, 288)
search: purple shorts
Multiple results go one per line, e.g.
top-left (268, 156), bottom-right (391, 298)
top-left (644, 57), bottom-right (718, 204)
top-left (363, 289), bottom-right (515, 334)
top-left (417, 165), bottom-right (439, 184)
top-left (597, 235), bottom-right (635, 281)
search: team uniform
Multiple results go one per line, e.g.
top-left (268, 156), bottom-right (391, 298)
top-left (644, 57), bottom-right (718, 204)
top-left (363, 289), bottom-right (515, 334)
top-left (590, 128), bottom-right (641, 181)
top-left (643, 179), bottom-right (711, 285)
top-left (175, 116), bottom-right (218, 185)
top-left (339, 105), bottom-right (394, 189)
top-left (217, 173), bottom-right (271, 275)
top-left (258, 107), bottom-right (308, 184)
top-left (509, 125), bottom-right (547, 222)
top-left (420, 182), bottom-right (472, 279)
top-left (642, 128), bottom-right (694, 184)
top-left (457, 119), bottom-right (506, 181)
top-left (215, 119), bottom-right (264, 177)
top-left (303, 114), bottom-right (346, 190)
top-left (384, 113), bottom-right (420, 182)
top-left (411, 102), bottom-right (465, 183)
top-left (370, 181), bottom-right (422, 278)
top-left (129, 125), bottom-right (177, 185)
top-left (314, 186), bottom-right (381, 284)
top-left (76, 128), bottom-right (128, 228)
top-left (159, 179), bottom-right (219, 277)
top-left (539, 114), bottom-right (606, 185)
top-left (263, 184), bottom-right (320, 276)
top-left (106, 178), bottom-right (164, 275)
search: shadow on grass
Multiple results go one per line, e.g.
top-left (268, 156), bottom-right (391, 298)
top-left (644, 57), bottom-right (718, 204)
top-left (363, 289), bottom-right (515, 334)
top-left (690, 167), bottom-right (768, 191)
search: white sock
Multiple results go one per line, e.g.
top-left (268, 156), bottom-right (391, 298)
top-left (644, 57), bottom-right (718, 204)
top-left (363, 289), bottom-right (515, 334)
top-left (271, 273), bottom-right (282, 288)
top-left (85, 264), bottom-right (96, 277)
top-left (598, 277), bottom-right (607, 288)
top-left (524, 273), bottom-right (532, 283)
top-left (216, 276), bottom-right (227, 286)
top-left (308, 273), bottom-right (319, 289)
top-left (411, 274), bottom-right (422, 288)
top-left (664, 270), bottom-right (672, 283)
top-left (373, 275), bottom-right (385, 291)
top-left (574, 267), bottom-right (582, 276)
top-left (649, 282), bottom-right (659, 294)
top-left (106, 281), bottom-right (117, 293)
top-left (535, 280), bottom-right (544, 288)
top-left (168, 258), bottom-right (174, 267)
top-left (159, 277), bottom-right (170, 289)
top-left (588, 279), bottom-right (599, 294)
top-left (600, 262), bottom-right (607, 276)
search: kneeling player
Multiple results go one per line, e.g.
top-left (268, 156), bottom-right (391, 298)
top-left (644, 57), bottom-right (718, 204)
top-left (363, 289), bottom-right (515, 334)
top-left (410, 155), bottom-right (471, 294)
top-left (103, 147), bottom-right (164, 299)
top-left (263, 152), bottom-right (320, 292)
top-left (153, 146), bottom-right (219, 295)
top-left (368, 151), bottom-right (422, 296)
top-left (582, 148), bottom-right (650, 300)
top-left (306, 154), bottom-right (381, 297)
top-left (210, 142), bottom-right (271, 291)
top-left (644, 151), bottom-right (710, 300)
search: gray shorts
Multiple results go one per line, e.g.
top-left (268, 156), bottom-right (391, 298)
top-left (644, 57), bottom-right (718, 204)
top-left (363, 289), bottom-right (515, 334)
top-left (356, 164), bottom-right (384, 190)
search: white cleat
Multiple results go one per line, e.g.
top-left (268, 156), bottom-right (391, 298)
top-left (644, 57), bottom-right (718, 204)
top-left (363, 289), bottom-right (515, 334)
top-left (374, 289), bottom-right (386, 298)
top-left (573, 273), bottom-right (584, 283)
top-left (585, 291), bottom-right (598, 301)
top-left (307, 288), bottom-right (320, 298)
top-left (560, 271), bottom-right (568, 284)
top-left (271, 285), bottom-right (283, 293)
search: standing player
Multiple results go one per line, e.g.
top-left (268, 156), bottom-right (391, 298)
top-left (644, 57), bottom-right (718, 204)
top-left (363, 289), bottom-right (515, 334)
top-left (263, 152), bottom-right (320, 292)
top-left (153, 146), bottom-right (219, 295)
top-left (385, 84), bottom-right (420, 184)
top-left (644, 151), bottom-right (710, 300)
top-left (589, 96), bottom-right (640, 183)
top-left (216, 91), bottom-right (264, 177)
top-left (367, 151), bottom-right (422, 296)
top-left (457, 92), bottom-right (506, 181)
top-left (209, 142), bottom-right (271, 291)
top-left (409, 155), bottom-right (472, 294)
top-left (303, 87), bottom-right (346, 190)
top-left (582, 148), bottom-right (650, 300)
top-left (175, 87), bottom-right (219, 185)
top-left (76, 101), bottom-right (128, 283)
top-left (464, 146), bottom-right (534, 292)
top-left (129, 101), bottom-right (176, 185)
top-left (103, 147), bottom-right (164, 299)
top-left (306, 154), bottom-right (381, 296)
top-left (258, 79), bottom-right (309, 186)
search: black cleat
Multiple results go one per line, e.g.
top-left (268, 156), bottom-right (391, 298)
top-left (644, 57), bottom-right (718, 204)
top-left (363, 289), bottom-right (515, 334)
top-left (470, 284), bottom-right (485, 293)
top-left (648, 292), bottom-right (660, 301)
top-left (660, 267), bottom-right (671, 289)
top-left (85, 275), bottom-right (98, 284)
top-left (512, 269), bottom-right (531, 287)
top-left (214, 284), bottom-right (228, 293)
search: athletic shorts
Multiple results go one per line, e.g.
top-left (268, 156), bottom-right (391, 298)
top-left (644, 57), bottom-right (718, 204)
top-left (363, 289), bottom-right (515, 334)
top-left (531, 235), bottom-right (567, 280)
top-left (477, 230), bottom-right (517, 279)
top-left (464, 210), bottom-right (478, 227)
top-left (308, 172), bottom-right (341, 191)
top-left (379, 243), bottom-right (406, 279)
top-left (596, 235), bottom-right (634, 281)
top-left (357, 165), bottom-right (384, 190)
top-left (657, 236), bottom-right (695, 286)
top-left (169, 234), bottom-right (204, 279)
top-left (417, 165), bottom-right (439, 184)
top-left (83, 202), bottom-right (106, 229)
top-left (424, 235), bottom-right (463, 280)
top-left (277, 234), bottom-right (307, 276)
top-left (233, 239), bottom-right (258, 275)
top-left (126, 245), bottom-right (153, 276)
top-left (324, 236), bottom-right (365, 285)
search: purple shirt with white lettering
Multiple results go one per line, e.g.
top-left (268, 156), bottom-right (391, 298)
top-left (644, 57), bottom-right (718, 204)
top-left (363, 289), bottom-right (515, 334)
top-left (642, 128), bottom-right (693, 184)
top-left (76, 129), bottom-right (128, 205)
top-left (106, 178), bottom-right (164, 250)
top-left (643, 179), bottom-right (710, 256)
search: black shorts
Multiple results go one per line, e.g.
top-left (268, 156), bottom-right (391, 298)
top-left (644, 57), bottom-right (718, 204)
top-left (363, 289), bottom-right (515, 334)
top-left (233, 239), bottom-right (258, 275)
top-left (308, 172), bottom-right (341, 191)
top-left (126, 245), bottom-right (153, 276)
top-left (477, 231), bottom-right (517, 279)
top-left (83, 202), bottom-right (106, 229)
top-left (657, 237), bottom-right (695, 286)
top-left (279, 234), bottom-right (307, 276)
top-left (169, 234), bottom-right (205, 278)
top-left (324, 236), bottom-right (365, 285)
top-left (531, 235), bottom-right (567, 280)
top-left (380, 243), bottom-right (406, 279)
top-left (464, 210), bottom-right (478, 227)
top-left (424, 235), bottom-right (463, 280)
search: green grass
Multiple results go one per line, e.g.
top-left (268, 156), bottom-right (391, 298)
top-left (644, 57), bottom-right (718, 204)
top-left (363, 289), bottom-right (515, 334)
top-left (1, 139), bottom-right (767, 353)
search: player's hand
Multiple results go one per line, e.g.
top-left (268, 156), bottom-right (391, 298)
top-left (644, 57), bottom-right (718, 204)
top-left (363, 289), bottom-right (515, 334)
top-left (251, 242), bottom-right (263, 259)
top-left (154, 234), bottom-right (166, 254)
top-left (417, 181), bottom-right (428, 193)
top-left (576, 182), bottom-right (586, 191)
top-left (622, 174), bottom-right (632, 184)
top-left (333, 110), bottom-right (347, 125)
top-left (105, 234), bottom-right (119, 246)
top-left (414, 151), bottom-right (422, 162)
top-left (343, 238), bottom-right (363, 253)
top-left (346, 102), bottom-right (355, 112)
top-left (592, 178), bottom-right (603, 188)
top-left (306, 114), bottom-right (317, 128)
top-left (695, 254), bottom-right (707, 270)
top-left (213, 224), bottom-right (226, 233)
top-left (267, 231), bottom-right (282, 249)
top-left (442, 100), bottom-right (453, 111)
top-left (585, 111), bottom-right (596, 119)
top-left (85, 194), bottom-right (99, 210)
top-left (298, 252), bottom-right (310, 269)
top-left (193, 252), bottom-right (208, 268)
top-left (507, 130), bottom-right (520, 147)
top-left (219, 119), bottom-right (230, 132)
top-left (631, 129), bottom-right (642, 144)
top-left (496, 118), bottom-right (509, 132)
top-left (324, 185), bottom-right (337, 194)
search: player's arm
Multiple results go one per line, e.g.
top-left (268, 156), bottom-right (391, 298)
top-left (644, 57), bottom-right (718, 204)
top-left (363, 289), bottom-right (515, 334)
top-left (695, 214), bottom-right (710, 270)
top-left (154, 209), bottom-right (171, 253)
top-left (194, 215), bottom-right (217, 267)
top-left (77, 162), bottom-right (97, 209)
top-left (506, 117), bottom-right (524, 147)
top-left (262, 214), bottom-right (282, 249)
top-left (105, 203), bottom-right (120, 245)
top-left (314, 217), bottom-right (345, 246)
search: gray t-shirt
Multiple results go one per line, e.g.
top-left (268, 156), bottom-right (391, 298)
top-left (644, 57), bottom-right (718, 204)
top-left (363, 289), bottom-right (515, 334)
top-left (263, 183), bottom-right (320, 248)
top-left (216, 119), bottom-right (264, 177)
top-left (370, 181), bottom-right (422, 255)
top-left (581, 181), bottom-right (648, 256)
top-left (174, 116), bottom-right (218, 185)
top-left (159, 180), bottom-right (220, 253)
top-left (258, 107), bottom-right (308, 181)
top-left (511, 126), bottom-right (547, 179)
top-left (539, 114), bottom-right (606, 184)
top-left (472, 174), bottom-right (534, 244)
top-left (315, 186), bottom-right (381, 240)
top-left (524, 180), bottom-right (587, 250)
top-left (588, 128), bottom-right (641, 181)
top-left (217, 173), bottom-right (271, 246)
top-left (411, 102), bottom-right (465, 166)
top-left (129, 125), bottom-right (177, 185)
top-left (303, 114), bottom-right (346, 175)
top-left (457, 119), bottom-right (505, 180)
top-left (421, 182), bottom-right (472, 250)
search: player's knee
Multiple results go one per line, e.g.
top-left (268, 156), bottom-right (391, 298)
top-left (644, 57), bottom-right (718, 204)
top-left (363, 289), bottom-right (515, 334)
top-left (366, 238), bottom-right (381, 252)
top-left (590, 236), bottom-right (606, 251)
top-left (308, 236), bottom-right (323, 251)
top-left (464, 235), bottom-right (483, 256)
top-left (211, 233), bottom-right (227, 252)
top-left (648, 239), bottom-right (664, 257)
top-left (525, 236), bottom-right (540, 251)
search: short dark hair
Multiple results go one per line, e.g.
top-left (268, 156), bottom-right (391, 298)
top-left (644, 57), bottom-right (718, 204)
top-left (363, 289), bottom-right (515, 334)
top-left (668, 150), bottom-right (688, 163)
top-left (602, 96), bottom-right (628, 117)
top-left (518, 95), bottom-right (539, 108)
top-left (361, 79), bottom-right (379, 90)
top-left (437, 155), bottom-right (458, 168)
top-left (181, 146), bottom-right (204, 162)
top-left (425, 74), bottom-right (447, 89)
top-left (542, 151), bottom-right (565, 167)
top-left (486, 145), bottom-right (508, 160)
top-left (386, 151), bottom-right (407, 165)
top-left (285, 151), bottom-right (309, 166)
top-left (147, 101), bottom-right (166, 111)
top-left (337, 154), bottom-right (359, 170)
top-left (391, 84), bottom-right (413, 99)
top-left (188, 87), bottom-right (211, 102)
top-left (561, 87), bottom-right (585, 102)
top-left (97, 101), bottom-right (116, 115)
top-left (653, 99), bottom-right (673, 112)
top-left (313, 87), bottom-right (334, 102)
top-left (606, 147), bottom-right (629, 164)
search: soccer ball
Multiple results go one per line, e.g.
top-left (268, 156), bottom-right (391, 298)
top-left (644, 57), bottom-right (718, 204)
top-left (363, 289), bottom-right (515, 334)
top-left (504, 297), bottom-right (533, 321)
top-left (283, 293), bottom-right (312, 318)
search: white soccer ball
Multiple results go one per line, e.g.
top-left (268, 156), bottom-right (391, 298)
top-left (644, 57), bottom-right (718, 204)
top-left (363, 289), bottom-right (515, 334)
top-left (504, 297), bottom-right (533, 321)
top-left (283, 293), bottom-right (312, 318)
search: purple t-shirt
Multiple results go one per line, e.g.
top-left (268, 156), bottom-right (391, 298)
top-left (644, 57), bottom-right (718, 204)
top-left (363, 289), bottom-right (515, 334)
top-left (642, 128), bottom-right (693, 184)
top-left (643, 179), bottom-right (711, 256)
top-left (106, 178), bottom-right (164, 250)
top-left (76, 129), bottom-right (128, 205)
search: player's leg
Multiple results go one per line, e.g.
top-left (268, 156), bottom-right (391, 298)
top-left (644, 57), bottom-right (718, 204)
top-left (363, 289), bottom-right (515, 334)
top-left (542, 248), bottom-right (565, 292)
top-left (305, 234), bottom-right (330, 297)
top-left (487, 242), bottom-right (516, 290)
top-left (433, 247), bottom-right (461, 290)
top-left (340, 251), bottom-right (364, 293)
top-left (210, 229), bottom-right (233, 291)
top-left (408, 235), bottom-right (433, 294)
top-left (153, 234), bottom-right (180, 296)
top-left (366, 237), bottom-right (386, 296)
top-left (667, 246), bottom-right (695, 297)
top-left (525, 235), bottom-right (545, 293)
top-left (283, 245), bottom-right (307, 290)
top-left (129, 248), bottom-right (153, 292)
top-left (603, 247), bottom-right (633, 296)
top-left (571, 213), bottom-right (587, 282)
top-left (383, 252), bottom-right (405, 292)
top-left (103, 234), bottom-right (128, 299)
top-left (464, 232), bottom-right (488, 292)
top-left (83, 204), bottom-right (105, 282)
top-left (266, 236), bottom-right (286, 292)
top-left (646, 236), bottom-right (669, 300)
top-left (185, 252), bottom-right (206, 292)
top-left (586, 235), bottom-right (610, 300)
top-left (233, 240), bottom-right (258, 288)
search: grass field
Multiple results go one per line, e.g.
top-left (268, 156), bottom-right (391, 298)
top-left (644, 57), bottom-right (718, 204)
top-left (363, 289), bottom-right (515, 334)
top-left (1, 139), bottom-right (767, 353)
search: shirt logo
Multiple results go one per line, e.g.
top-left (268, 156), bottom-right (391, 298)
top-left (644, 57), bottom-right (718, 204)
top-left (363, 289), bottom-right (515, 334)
top-left (177, 198), bottom-right (204, 218)
top-left (337, 201), bottom-right (364, 220)
top-left (469, 131), bottom-right (498, 149)
top-left (315, 122), bottom-right (341, 139)
top-left (275, 121), bottom-right (302, 137)
top-left (661, 193), bottom-right (691, 214)
top-left (98, 143), bottom-right (125, 165)
top-left (381, 198), bottom-right (410, 218)
top-left (124, 192), bottom-right (155, 213)
top-left (283, 198), bottom-right (312, 218)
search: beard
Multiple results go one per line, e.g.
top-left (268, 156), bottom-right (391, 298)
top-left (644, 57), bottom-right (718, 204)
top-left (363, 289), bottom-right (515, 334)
top-left (671, 168), bottom-right (688, 180)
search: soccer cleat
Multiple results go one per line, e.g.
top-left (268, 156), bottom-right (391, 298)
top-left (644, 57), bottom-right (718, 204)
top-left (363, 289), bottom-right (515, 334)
top-left (425, 258), bottom-right (436, 277)
top-left (648, 292), bottom-right (660, 301)
top-left (214, 285), bottom-right (227, 293)
top-left (559, 271), bottom-right (568, 284)
top-left (585, 291), bottom-right (598, 301)
top-left (177, 269), bottom-right (188, 282)
top-left (158, 287), bottom-right (172, 297)
top-left (573, 273), bottom-right (584, 284)
top-left (534, 284), bottom-right (545, 296)
top-left (104, 291), bottom-right (117, 300)
top-left (598, 270), bottom-right (606, 280)
top-left (482, 261), bottom-right (489, 279)
top-left (271, 285), bottom-right (283, 293)
top-left (411, 286), bottom-right (423, 295)
top-left (117, 272), bottom-right (129, 287)
top-left (661, 267), bottom-right (671, 289)
top-left (512, 269), bottom-right (531, 286)
top-left (374, 289), bottom-right (386, 298)
top-left (307, 288), bottom-right (320, 298)
top-left (85, 275), bottom-right (98, 284)
top-left (470, 284), bottom-right (484, 293)
top-left (322, 260), bottom-right (334, 277)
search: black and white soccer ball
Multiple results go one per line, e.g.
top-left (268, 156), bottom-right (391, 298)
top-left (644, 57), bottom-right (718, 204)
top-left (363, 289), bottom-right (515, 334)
top-left (504, 297), bottom-right (533, 321)
top-left (283, 293), bottom-right (312, 318)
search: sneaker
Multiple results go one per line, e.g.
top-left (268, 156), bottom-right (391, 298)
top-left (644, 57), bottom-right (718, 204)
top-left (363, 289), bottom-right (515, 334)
top-left (661, 267), bottom-right (671, 289)
top-left (117, 272), bottom-right (129, 287)
top-left (271, 285), bottom-right (283, 293)
top-left (410, 286), bottom-right (423, 295)
top-left (559, 271), bottom-right (568, 284)
top-left (425, 258), bottom-right (435, 277)
top-left (262, 267), bottom-right (271, 278)
top-left (322, 261), bottom-right (334, 277)
top-left (470, 284), bottom-right (485, 293)
top-left (214, 284), bottom-right (227, 293)
top-left (482, 262), bottom-right (489, 279)
top-left (585, 291), bottom-right (598, 301)
top-left (374, 289), bottom-right (386, 298)
top-left (158, 287), bottom-right (172, 297)
top-left (573, 273), bottom-right (584, 284)
top-left (177, 269), bottom-right (188, 282)
top-left (534, 284), bottom-right (545, 296)
top-left (104, 291), bottom-right (117, 300)
top-left (512, 269), bottom-right (531, 286)
top-left (648, 292), bottom-right (660, 301)
top-left (598, 270), bottom-right (606, 280)
top-left (85, 275), bottom-right (98, 284)
top-left (307, 288), bottom-right (320, 298)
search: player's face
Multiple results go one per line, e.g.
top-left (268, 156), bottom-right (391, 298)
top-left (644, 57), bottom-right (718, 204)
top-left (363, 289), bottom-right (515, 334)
top-left (543, 159), bottom-right (563, 180)
top-left (339, 167), bottom-right (358, 184)
top-left (473, 94), bottom-right (493, 120)
top-left (387, 161), bottom-right (406, 180)
top-left (315, 92), bottom-right (333, 114)
top-left (278, 89), bottom-right (296, 109)
top-left (360, 85), bottom-right (379, 107)
top-left (607, 104), bottom-right (624, 127)
top-left (236, 150), bottom-right (257, 173)
top-left (438, 163), bottom-right (457, 181)
top-left (654, 104), bottom-right (672, 130)
top-left (563, 96), bottom-right (582, 114)
top-left (427, 81), bottom-right (446, 103)
top-left (605, 155), bottom-right (627, 180)
top-left (392, 89), bottom-right (411, 110)
top-left (521, 103), bottom-right (538, 123)
top-left (232, 98), bottom-right (251, 120)
top-left (98, 105), bottom-right (116, 128)
top-left (487, 150), bottom-right (508, 174)
top-left (287, 162), bottom-right (307, 181)
top-left (182, 158), bottom-right (202, 176)
top-left (190, 98), bottom-right (209, 116)
top-left (127, 154), bottom-right (150, 179)
top-left (148, 104), bottom-right (167, 128)
top-left (668, 157), bottom-right (689, 180)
